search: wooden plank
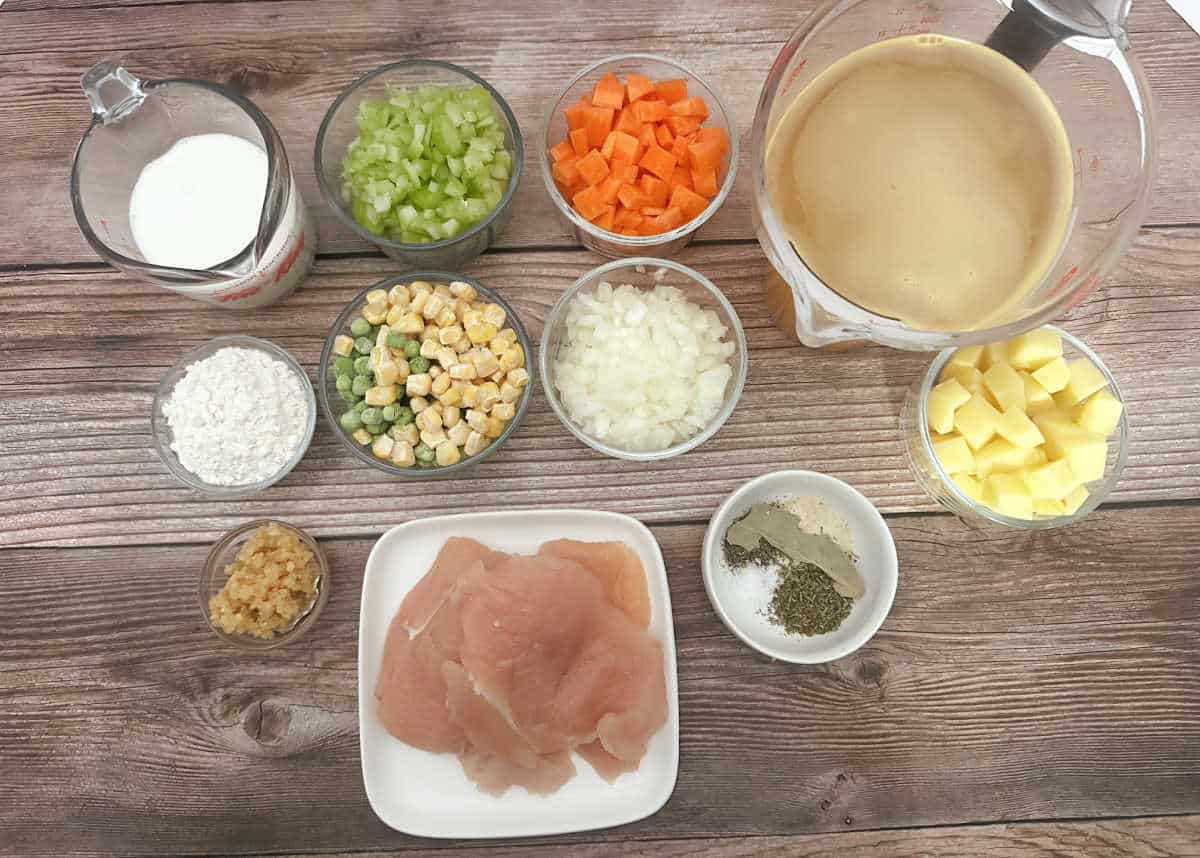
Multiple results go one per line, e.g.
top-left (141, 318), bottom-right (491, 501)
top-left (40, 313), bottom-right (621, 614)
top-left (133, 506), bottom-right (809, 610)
top-left (299, 815), bottom-right (1200, 857)
top-left (2, 0), bottom-right (1198, 266)
top-left (2, 507), bottom-right (1198, 857)
top-left (0, 231), bottom-right (1195, 549)
top-left (1, 235), bottom-right (1198, 548)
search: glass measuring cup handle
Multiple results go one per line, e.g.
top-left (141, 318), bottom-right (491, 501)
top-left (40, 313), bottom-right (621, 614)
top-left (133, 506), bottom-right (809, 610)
top-left (82, 62), bottom-right (145, 125)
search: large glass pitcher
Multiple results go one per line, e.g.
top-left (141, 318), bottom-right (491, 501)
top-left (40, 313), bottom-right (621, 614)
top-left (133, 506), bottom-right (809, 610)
top-left (70, 62), bottom-right (315, 308)
top-left (753, 0), bottom-right (1156, 350)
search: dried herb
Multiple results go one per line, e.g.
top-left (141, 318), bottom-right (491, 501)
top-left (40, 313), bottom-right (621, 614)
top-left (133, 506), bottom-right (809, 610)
top-left (767, 561), bottom-right (853, 636)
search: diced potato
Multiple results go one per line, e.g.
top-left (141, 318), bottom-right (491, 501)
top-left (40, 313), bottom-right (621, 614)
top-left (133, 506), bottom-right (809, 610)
top-left (951, 473), bottom-right (983, 501)
top-left (1035, 412), bottom-right (1107, 483)
top-left (927, 378), bottom-right (972, 434)
top-left (1020, 371), bottom-right (1056, 415)
top-left (1062, 485), bottom-right (1090, 515)
top-left (974, 438), bottom-right (1040, 479)
top-left (980, 342), bottom-right (1009, 371)
top-left (940, 365), bottom-right (985, 395)
top-left (1033, 497), bottom-right (1065, 517)
top-left (1007, 328), bottom-right (1063, 370)
top-left (983, 361), bottom-right (1025, 412)
top-left (1031, 356), bottom-right (1070, 393)
top-left (1073, 389), bottom-right (1123, 437)
top-left (982, 473), bottom-right (1034, 519)
top-left (1058, 357), bottom-right (1108, 407)
top-left (933, 435), bottom-right (975, 474)
top-left (995, 408), bottom-right (1044, 449)
top-left (946, 345), bottom-right (984, 373)
top-left (954, 394), bottom-right (1002, 451)
top-left (1022, 458), bottom-right (1079, 500)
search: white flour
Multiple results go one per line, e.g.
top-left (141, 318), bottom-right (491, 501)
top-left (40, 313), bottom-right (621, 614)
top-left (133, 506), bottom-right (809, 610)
top-left (163, 347), bottom-right (308, 486)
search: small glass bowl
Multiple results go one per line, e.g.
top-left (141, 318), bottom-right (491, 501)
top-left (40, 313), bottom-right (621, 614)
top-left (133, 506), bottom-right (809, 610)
top-left (538, 54), bottom-right (738, 259)
top-left (314, 60), bottom-right (524, 269)
top-left (540, 257), bottom-right (747, 461)
top-left (901, 325), bottom-right (1129, 529)
top-left (199, 519), bottom-right (329, 651)
top-left (318, 272), bottom-right (535, 477)
top-left (152, 336), bottom-right (316, 497)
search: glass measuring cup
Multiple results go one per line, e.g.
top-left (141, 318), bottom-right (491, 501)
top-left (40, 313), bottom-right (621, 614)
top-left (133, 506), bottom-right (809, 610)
top-left (70, 62), bottom-right (315, 308)
top-left (752, 0), bottom-right (1156, 350)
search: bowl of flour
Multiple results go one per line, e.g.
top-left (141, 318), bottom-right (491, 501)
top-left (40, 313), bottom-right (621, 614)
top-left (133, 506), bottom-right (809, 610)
top-left (152, 336), bottom-right (316, 496)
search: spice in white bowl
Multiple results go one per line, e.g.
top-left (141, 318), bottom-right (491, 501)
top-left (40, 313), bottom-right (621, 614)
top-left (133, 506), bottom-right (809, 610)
top-left (551, 279), bottom-right (735, 452)
top-left (162, 346), bottom-right (309, 486)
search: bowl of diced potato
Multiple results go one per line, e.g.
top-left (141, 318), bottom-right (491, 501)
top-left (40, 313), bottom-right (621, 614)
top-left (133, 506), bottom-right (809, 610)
top-left (901, 325), bottom-right (1128, 528)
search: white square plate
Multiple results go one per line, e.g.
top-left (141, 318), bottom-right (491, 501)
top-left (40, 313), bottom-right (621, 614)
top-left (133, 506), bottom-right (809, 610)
top-left (358, 509), bottom-right (680, 839)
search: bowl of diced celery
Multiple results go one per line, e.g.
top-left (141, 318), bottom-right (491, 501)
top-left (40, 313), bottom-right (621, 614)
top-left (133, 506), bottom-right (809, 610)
top-left (319, 273), bottom-right (534, 477)
top-left (315, 60), bottom-right (523, 269)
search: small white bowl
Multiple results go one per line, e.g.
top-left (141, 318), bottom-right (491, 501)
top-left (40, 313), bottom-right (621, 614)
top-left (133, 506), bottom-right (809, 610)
top-left (702, 470), bottom-right (898, 664)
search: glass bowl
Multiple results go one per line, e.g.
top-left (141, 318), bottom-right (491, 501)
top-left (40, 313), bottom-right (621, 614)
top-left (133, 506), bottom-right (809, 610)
top-left (314, 60), bottom-right (524, 269)
top-left (152, 335), bottom-right (316, 497)
top-left (538, 54), bottom-right (738, 259)
top-left (199, 519), bottom-right (329, 651)
top-left (751, 0), bottom-right (1156, 349)
top-left (540, 258), bottom-right (747, 461)
top-left (318, 272), bottom-right (535, 477)
top-left (901, 325), bottom-right (1128, 529)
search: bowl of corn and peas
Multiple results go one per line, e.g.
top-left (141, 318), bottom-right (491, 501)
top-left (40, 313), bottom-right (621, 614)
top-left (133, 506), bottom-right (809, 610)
top-left (319, 273), bottom-right (534, 476)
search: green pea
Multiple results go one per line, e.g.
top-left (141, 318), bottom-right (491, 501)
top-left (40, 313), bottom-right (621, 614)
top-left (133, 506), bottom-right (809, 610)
top-left (381, 404), bottom-right (401, 422)
top-left (367, 421), bottom-right (388, 435)
top-left (354, 356), bottom-right (372, 375)
top-left (354, 336), bottom-right (373, 355)
top-left (335, 374), bottom-right (353, 392)
top-left (334, 356), bottom-right (356, 376)
top-left (350, 316), bottom-right (372, 337)
top-left (339, 409), bottom-right (363, 432)
top-left (339, 390), bottom-right (361, 405)
top-left (352, 400), bottom-right (369, 414)
top-left (414, 443), bottom-right (435, 463)
top-left (352, 375), bottom-right (373, 396)
top-left (387, 332), bottom-right (410, 350)
top-left (409, 356), bottom-right (430, 374)
top-left (404, 340), bottom-right (421, 359)
top-left (361, 407), bottom-right (383, 425)
top-left (393, 406), bottom-right (414, 426)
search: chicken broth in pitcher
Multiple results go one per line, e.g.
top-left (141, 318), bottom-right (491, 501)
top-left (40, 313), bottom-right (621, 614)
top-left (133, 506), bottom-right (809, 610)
top-left (765, 34), bottom-right (1074, 332)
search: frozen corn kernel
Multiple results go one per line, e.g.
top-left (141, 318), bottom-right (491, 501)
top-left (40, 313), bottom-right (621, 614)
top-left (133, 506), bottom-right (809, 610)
top-left (435, 306), bottom-right (457, 328)
top-left (363, 300), bottom-right (389, 325)
top-left (372, 434), bottom-right (395, 460)
top-left (499, 382), bottom-right (520, 404)
top-left (375, 361), bottom-right (400, 387)
top-left (423, 323), bottom-right (440, 342)
top-left (409, 280), bottom-right (432, 295)
top-left (391, 440), bottom-right (415, 468)
top-left (436, 346), bottom-right (458, 368)
top-left (420, 426), bottom-right (448, 447)
top-left (464, 430), bottom-right (488, 457)
top-left (395, 312), bottom-right (424, 334)
top-left (352, 427), bottom-right (372, 445)
top-left (385, 305), bottom-right (406, 326)
top-left (453, 337), bottom-right (472, 354)
top-left (408, 395), bottom-right (430, 414)
top-left (410, 290), bottom-right (429, 316)
top-left (462, 308), bottom-right (484, 328)
top-left (429, 365), bottom-right (443, 380)
top-left (470, 348), bottom-right (500, 377)
top-left (437, 385), bottom-right (463, 407)
top-left (442, 405), bottom-right (462, 428)
top-left (434, 282), bottom-right (452, 299)
top-left (485, 416), bottom-right (505, 438)
top-left (416, 408), bottom-right (443, 432)
top-left (431, 373), bottom-right (452, 397)
top-left (453, 298), bottom-right (472, 320)
top-left (333, 335), bottom-right (355, 356)
top-left (365, 385), bottom-right (398, 406)
top-left (391, 422), bottom-right (420, 445)
top-left (465, 409), bottom-right (489, 434)
top-left (447, 420), bottom-right (471, 446)
top-left (491, 401), bottom-right (516, 422)
top-left (439, 324), bottom-right (464, 346)
top-left (498, 343), bottom-right (525, 371)
top-left (450, 280), bottom-right (478, 302)
top-left (420, 338), bottom-right (441, 358)
top-left (406, 373), bottom-right (432, 397)
top-left (388, 283), bottom-right (411, 307)
top-left (508, 367), bottom-right (530, 388)
top-left (423, 293), bottom-right (447, 320)
top-left (461, 383), bottom-right (480, 408)
top-left (365, 288), bottom-right (389, 305)
top-left (467, 322), bottom-right (499, 345)
top-left (481, 303), bottom-right (507, 327)
top-left (450, 362), bottom-right (478, 380)
top-left (477, 381), bottom-right (501, 413)
top-left (435, 441), bottom-right (462, 467)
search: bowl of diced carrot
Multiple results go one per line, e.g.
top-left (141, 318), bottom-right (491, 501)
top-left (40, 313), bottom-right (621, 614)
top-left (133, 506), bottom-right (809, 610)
top-left (539, 54), bottom-right (737, 258)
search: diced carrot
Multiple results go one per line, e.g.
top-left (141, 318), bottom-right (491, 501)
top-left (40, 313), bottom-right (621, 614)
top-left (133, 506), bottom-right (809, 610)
top-left (688, 138), bottom-right (724, 173)
top-left (565, 98), bottom-right (591, 131)
top-left (573, 184), bottom-right (608, 221)
top-left (694, 125), bottom-right (730, 150)
top-left (637, 124), bottom-right (657, 153)
top-left (655, 123), bottom-right (674, 148)
top-left (668, 184), bottom-right (709, 220)
top-left (592, 72), bottom-right (625, 111)
top-left (642, 207), bottom-right (665, 217)
top-left (600, 130), bottom-right (618, 160)
top-left (671, 135), bottom-right (690, 168)
top-left (608, 131), bottom-right (639, 165)
top-left (569, 127), bottom-right (590, 158)
top-left (654, 78), bottom-right (688, 104)
top-left (671, 166), bottom-right (693, 190)
top-left (598, 175), bottom-right (623, 205)
top-left (665, 115), bottom-right (701, 137)
top-left (625, 73), bottom-right (655, 102)
top-left (551, 156), bottom-right (581, 188)
top-left (614, 206), bottom-right (643, 229)
top-left (549, 140), bottom-right (575, 163)
top-left (669, 97), bottom-right (710, 120)
top-left (610, 157), bottom-right (639, 184)
top-left (633, 99), bottom-right (670, 124)
top-left (595, 204), bottom-right (617, 232)
top-left (691, 167), bottom-right (719, 197)
top-left (638, 174), bottom-right (670, 209)
top-left (585, 106), bottom-right (615, 148)
top-left (614, 106), bottom-right (643, 136)
top-left (576, 149), bottom-right (610, 187)
top-left (616, 184), bottom-right (646, 210)
top-left (639, 143), bottom-right (677, 182)
top-left (643, 206), bottom-right (685, 234)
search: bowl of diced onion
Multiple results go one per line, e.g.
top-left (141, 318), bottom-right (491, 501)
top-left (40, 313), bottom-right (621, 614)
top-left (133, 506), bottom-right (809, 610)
top-left (539, 257), bottom-right (747, 461)
top-left (314, 60), bottom-right (523, 270)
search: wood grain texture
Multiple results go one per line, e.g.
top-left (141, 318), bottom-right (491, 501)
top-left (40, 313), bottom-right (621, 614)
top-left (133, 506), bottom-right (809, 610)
top-left (1, 236), bottom-right (1198, 549)
top-left (2, 508), bottom-right (1198, 856)
top-left (1, 0), bottom-right (1198, 266)
top-left (305, 815), bottom-right (1200, 857)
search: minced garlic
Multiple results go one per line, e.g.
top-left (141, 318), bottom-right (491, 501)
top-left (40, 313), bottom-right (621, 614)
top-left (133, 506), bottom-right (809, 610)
top-left (208, 523), bottom-right (319, 639)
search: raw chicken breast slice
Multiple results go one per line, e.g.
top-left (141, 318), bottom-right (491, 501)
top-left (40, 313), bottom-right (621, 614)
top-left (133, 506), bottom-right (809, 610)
top-left (538, 538), bottom-right (652, 628)
top-left (459, 748), bottom-right (576, 797)
top-left (396, 537), bottom-right (507, 632)
top-left (576, 739), bottom-right (641, 782)
top-left (443, 661), bottom-right (541, 771)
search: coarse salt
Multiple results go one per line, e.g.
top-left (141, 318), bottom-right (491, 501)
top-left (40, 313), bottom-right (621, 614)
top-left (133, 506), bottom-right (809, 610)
top-left (162, 346), bottom-right (309, 486)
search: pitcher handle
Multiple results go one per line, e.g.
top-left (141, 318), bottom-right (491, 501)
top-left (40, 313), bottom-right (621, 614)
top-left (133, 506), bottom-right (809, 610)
top-left (82, 62), bottom-right (145, 125)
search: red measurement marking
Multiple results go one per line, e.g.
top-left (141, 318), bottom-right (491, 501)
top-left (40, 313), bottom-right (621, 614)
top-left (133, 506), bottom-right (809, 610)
top-left (1056, 265), bottom-right (1079, 289)
top-left (217, 284), bottom-right (262, 303)
top-left (920, 15), bottom-right (940, 24)
top-left (1090, 155), bottom-right (1100, 171)
top-left (274, 230), bottom-right (305, 282)
top-left (1066, 273), bottom-right (1100, 310)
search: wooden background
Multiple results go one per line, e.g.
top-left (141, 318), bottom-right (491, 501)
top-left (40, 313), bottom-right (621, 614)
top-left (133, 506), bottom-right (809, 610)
top-left (1, 0), bottom-right (1199, 856)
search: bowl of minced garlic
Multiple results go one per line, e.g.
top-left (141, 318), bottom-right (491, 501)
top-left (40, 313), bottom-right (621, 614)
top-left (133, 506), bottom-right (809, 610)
top-left (200, 520), bottom-right (328, 649)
